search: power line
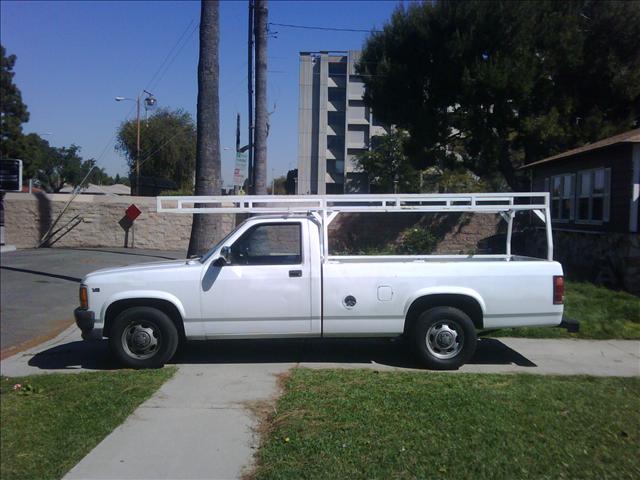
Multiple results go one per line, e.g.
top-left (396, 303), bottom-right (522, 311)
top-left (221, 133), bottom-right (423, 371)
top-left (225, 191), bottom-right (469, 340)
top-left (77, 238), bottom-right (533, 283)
top-left (269, 22), bottom-right (382, 33)
top-left (145, 19), bottom-right (196, 92)
top-left (147, 21), bottom-right (199, 92)
top-left (93, 20), bottom-right (197, 174)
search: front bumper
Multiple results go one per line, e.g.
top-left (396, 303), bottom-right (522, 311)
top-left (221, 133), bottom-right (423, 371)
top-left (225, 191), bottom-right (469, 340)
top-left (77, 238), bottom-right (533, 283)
top-left (74, 307), bottom-right (102, 340)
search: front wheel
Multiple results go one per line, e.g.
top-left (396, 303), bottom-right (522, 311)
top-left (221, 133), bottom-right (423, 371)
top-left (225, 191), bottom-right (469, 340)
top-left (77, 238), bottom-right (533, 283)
top-left (412, 306), bottom-right (477, 370)
top-left (109, 307), bottom-right (179, 369)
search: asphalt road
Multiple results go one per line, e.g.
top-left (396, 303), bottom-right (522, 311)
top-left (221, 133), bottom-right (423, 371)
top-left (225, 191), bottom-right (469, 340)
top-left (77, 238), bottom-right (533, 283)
top-left (0, 247), bottom-right (185, 354)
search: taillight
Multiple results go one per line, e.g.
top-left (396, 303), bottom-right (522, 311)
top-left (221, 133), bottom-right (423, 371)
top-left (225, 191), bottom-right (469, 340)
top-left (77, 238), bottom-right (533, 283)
top-left (553, 276), bottom-right (564, 305)
top-left (79, 286), bottom-right (88, 309)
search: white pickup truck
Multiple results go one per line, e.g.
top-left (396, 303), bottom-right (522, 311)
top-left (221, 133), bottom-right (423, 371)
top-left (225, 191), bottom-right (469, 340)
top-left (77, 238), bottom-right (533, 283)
top-left (74, 193), bottom-right (573, 370)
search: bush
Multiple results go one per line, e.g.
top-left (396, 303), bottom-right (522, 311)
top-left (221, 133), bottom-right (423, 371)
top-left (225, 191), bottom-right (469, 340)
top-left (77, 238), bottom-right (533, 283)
top-left (397, 227), bottom-right (439, 254)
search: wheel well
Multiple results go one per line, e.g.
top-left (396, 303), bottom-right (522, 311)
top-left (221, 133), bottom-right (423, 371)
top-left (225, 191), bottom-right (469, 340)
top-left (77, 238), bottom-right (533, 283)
top-left (103, 298), bottom-right (186, 340)
top-left (404, 294), bottom-right (484, 333)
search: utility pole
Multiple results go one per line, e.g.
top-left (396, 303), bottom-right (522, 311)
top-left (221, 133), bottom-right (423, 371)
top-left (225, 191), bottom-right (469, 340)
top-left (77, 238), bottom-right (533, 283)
top-left (253, 0), bottom-right (268, 195)
top-left (247, 0), bottom-right (255, 194)
top-left (236, 112), bottom-right (241, 153)
top-left (115, 90), bottom-right (156, 196)
top-left (135, 95), bottom-right (141, 195)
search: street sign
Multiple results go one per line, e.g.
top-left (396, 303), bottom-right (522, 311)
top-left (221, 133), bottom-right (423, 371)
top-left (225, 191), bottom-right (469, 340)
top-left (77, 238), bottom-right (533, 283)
top-left (0, 159), bottom-right (23, 192)
top-left (125, 204), bottom-right (142, 221)
top-left (233, 151), bottom-right (248, 187)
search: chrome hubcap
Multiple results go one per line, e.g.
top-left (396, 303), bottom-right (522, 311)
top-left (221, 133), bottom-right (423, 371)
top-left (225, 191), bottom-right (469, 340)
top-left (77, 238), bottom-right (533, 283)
top-left (122, 322), bottom-right (161, 359)
top-left (426, 321), bottom-right (463, 359)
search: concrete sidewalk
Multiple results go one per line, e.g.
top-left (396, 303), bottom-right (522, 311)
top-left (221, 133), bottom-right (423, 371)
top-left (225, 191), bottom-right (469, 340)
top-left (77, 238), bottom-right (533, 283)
top-left (64, 363), bottom-right (289, 480)
top-left (1, 328), bottom-right (638, 479)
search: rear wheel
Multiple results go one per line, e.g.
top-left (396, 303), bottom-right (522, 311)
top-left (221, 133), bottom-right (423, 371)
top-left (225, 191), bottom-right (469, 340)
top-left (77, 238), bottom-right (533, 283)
top-left (109, 306), bottom-right (179, 369)
top-left (412, 306), bottom-right (477, 370)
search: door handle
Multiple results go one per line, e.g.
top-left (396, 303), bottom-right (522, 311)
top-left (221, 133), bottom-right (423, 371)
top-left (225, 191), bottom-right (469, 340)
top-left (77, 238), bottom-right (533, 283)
top-left (289, 269), bottom-right (302, 277)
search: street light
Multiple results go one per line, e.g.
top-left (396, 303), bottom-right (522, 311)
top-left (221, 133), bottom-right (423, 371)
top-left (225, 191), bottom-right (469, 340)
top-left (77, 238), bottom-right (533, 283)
top-left (115, 90), bottom-right (157, 195)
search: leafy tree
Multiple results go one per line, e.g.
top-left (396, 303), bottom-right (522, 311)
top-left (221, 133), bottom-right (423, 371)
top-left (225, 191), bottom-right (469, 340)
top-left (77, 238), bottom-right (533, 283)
top-left (357, 130), bottom-right (420, 193)
top-left (285, 168), bottom-right (297, 194)
top-left (188, 0), bottom-right (223, 256)
top-left (0, 45), bottom-right (30, 158)
top-left (267, 175), bottom-right (287, 194)
top-left (10, 133), bottom-right (110, 191)
top-left (13, 133), bottom-right (51, 179)
top-left (80, 159), bottom-right (114, 186)
top-left (1, 45), bottom-right (111, 191)
top-left (115, 108), bottom-right (196, 192)
top-left (36, 144), bottom-right (86, 192)
top-left (114, 173), bottom-right (130, 186)
top-left (358, 1), bottom-right (640, 190)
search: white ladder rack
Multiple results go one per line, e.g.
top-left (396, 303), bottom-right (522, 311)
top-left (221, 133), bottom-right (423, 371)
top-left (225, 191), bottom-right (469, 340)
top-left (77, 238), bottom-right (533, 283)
top-left (157, 193), bottom-right (554, 261)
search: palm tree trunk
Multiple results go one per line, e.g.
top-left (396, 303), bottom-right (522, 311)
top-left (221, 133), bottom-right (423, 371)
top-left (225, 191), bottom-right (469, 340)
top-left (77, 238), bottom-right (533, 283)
top-left (188, 0), bottom-right (222, 257)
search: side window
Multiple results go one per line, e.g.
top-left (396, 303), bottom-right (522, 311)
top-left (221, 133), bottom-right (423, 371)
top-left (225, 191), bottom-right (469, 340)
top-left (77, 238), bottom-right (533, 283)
top-left (230, 223), bottom-right (302, 265)
top-left (577, 168), bottom-right (611, 223)
top-left (549, 173), bottom-right (574, 221)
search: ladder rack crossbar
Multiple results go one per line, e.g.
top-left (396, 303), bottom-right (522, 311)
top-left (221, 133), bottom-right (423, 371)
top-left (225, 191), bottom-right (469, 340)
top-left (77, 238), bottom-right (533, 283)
top-left (157, 193), bottom-right (549, 215)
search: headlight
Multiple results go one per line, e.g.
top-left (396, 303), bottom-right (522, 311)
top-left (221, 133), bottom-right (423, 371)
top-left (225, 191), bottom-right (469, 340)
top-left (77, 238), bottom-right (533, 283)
top-left (79, 285), bottom-right (88, 309)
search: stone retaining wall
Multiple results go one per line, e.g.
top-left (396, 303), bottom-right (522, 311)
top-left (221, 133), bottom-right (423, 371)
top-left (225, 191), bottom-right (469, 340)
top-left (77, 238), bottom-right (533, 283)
top-left (526, 228), bottom-right (640, 295)
top-left (3, 193), bottom-right (234, 251)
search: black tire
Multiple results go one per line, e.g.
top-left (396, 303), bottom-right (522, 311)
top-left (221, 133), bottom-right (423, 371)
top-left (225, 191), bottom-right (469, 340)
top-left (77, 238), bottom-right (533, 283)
top-left (412, 306), bottom-right (477, 370)
top-left (108, 306), bottom-right (179, 369)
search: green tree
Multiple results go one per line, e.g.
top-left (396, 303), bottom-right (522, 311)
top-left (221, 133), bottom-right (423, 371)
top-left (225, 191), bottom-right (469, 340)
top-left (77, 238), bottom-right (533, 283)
top-left (80, 159), bottom-right (114, 186)
top-left (36, 144), bottom-right (85, 192)
top-left (115, 108), bottom-right (196, 192)
top-left (358, 1), bottom-right (640, 190)
top-left (285, 168), bottom-right (297, 194)
top-left (13, 133), bottom-right (51, 179)
top-left (114, 173), bottom-right (130, 186)
top-left (267, 175), bottom-right (287, 194)
top-left (357, 130), bottom-right (420, 193)
top-left (0, 45), bottom-right (30, 158)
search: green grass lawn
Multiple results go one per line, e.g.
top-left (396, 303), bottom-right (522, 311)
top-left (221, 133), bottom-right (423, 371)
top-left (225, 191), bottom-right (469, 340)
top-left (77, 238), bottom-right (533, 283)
top-left (0, 368), bottom-right (176, 480)
top-left (252, 369), bottom-right (640, 480)
top-left (492, 281), bottom-right (640, 339)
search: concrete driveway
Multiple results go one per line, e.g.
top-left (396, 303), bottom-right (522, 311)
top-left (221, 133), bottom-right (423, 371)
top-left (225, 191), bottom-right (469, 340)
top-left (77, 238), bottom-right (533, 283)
top-left (0, 247), bottom-right (184, 356)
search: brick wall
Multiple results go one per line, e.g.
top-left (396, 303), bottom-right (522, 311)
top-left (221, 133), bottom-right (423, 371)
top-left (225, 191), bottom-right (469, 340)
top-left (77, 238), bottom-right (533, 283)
top-left (3, 193), bottom-right (235, 251)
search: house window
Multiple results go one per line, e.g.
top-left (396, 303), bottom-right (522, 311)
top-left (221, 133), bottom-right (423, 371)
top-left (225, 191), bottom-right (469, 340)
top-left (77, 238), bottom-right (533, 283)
top-left (548, 174), bottom-right (574, 221)
top-left (577, 168), bottom-right (611, 223)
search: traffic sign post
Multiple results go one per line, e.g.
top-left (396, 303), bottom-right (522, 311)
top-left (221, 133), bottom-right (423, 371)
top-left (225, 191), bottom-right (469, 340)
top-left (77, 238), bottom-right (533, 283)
top-left (0, 159), bottom-right (23, 247)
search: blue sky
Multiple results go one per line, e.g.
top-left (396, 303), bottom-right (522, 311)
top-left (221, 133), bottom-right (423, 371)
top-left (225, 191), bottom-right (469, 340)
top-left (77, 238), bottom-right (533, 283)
top-left (1, 0), bottom-right (399, 185)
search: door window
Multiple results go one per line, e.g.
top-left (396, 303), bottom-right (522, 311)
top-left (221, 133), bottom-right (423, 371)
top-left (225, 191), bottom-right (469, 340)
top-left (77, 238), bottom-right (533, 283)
top-left (230, 223), bottom-right (302, 265)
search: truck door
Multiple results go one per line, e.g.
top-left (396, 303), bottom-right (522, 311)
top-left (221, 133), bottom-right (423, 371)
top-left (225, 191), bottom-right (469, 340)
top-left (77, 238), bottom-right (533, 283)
top-left (199, 221), bottom-right (313, 337)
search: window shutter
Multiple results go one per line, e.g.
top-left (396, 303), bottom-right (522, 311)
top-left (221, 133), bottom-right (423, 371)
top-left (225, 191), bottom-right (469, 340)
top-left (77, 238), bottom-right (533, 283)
top-left (603, 168), bottom-right (611, 222)
top-left (570, 174), bottom-right (576, 221)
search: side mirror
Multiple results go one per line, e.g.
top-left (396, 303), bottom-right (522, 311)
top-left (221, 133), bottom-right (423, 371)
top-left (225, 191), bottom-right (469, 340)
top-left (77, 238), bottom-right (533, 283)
top-left (214, 246), bottom-right (231, 266)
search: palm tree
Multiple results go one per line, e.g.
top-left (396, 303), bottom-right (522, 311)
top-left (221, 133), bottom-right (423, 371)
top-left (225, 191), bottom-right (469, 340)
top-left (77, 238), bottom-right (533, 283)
top-left (188, 0), bottom-right (222, 256)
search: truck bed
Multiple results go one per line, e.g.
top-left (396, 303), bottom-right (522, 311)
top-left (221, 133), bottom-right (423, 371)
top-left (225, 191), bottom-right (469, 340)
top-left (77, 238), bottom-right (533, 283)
top-left (321, 255), bottom-right (563, 336)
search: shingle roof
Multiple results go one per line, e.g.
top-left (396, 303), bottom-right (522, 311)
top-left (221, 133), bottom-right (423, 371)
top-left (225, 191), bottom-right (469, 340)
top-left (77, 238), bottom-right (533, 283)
top-left (522, 128), bottom-right (640, 168)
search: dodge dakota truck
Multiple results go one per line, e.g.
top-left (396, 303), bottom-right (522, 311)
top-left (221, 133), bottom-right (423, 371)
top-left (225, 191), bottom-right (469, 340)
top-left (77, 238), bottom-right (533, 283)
top-left (74, 193), bottom-right (570, 369)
